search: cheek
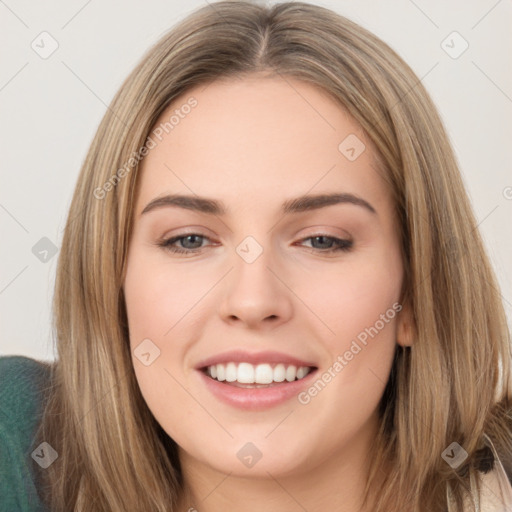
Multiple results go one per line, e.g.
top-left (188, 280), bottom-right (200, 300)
top-left (308, 254), bottom-right (401, 342)
top-left (297, 248), bottom-right (402, 391)
top-left (123, 252), bottom-right (197, 441)
top-left (123, 248), bottom-right (219, 418)
top-left (123, 251), bottom-right (209, 342)
top-left (290, 260), bottom-right (401, 445)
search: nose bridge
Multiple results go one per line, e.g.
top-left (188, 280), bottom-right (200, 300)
top-left (218, 233), bottom-right (293, 327)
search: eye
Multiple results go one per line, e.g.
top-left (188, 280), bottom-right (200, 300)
top-left (158, 233), bottom-right (213, 254)
top-left (297, 235), bottom-right (353, 254)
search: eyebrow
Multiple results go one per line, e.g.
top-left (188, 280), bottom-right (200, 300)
top-left (141, 192), bottom-right (377, 217)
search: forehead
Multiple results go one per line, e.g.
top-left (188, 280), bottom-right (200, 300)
top-left (136, 75), bottom-right (389, 216)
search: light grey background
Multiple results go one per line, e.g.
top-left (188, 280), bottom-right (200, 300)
top-left (1, 0), bottom-right (511, 362)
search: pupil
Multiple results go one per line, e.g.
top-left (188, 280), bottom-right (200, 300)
top-left (314, 236), bottom-right (331, 249)
top-left (184, 235), bottom-right (202, 248)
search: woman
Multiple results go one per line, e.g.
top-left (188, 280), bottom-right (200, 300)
top-left (1, 1), bottom-right (510, 511)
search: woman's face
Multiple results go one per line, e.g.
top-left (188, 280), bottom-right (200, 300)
top-left (123, 75), bottom-right (411, 478)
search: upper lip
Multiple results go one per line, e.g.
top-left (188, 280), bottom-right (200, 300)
top-left (195, 350), bottom-right (318, 370)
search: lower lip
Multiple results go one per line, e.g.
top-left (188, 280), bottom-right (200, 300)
top-left (197, 369), bottom-right (318, 410)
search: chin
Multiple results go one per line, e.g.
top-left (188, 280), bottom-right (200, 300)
top-left (180, 434), bottom-right (316, 479)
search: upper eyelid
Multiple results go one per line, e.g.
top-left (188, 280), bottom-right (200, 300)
top-left (162, 224), bottom-right (352, 239)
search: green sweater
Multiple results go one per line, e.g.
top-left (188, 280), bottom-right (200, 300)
top-left (0, 355), bottom-right (52, 512)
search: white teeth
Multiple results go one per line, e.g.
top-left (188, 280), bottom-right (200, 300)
top-left (237, 362), bottom-right (255, 383)
top-left (254, 364), bottom-right (273, 384)
top-left (296, 367), bottom-right (307, 379)
top-left (216, 364), bottom-right (226, 382)
top-left (273, 363), bottom-right (286, 382)
top-left (206, 362), bottom-right (312, 384)
top-left (225, 362), bottom-right (237, 382)
top-left (285, 365), bottom-right (296, 382)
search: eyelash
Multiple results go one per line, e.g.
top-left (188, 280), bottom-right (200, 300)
top-left (158, 233), bottom-right (353, 255)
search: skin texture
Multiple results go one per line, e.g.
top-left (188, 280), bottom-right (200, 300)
top-left (123, 74), bottom-right (413, 512)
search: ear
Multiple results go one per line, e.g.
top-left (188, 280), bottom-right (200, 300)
top-left (396, 301), bottom-right (414, 347)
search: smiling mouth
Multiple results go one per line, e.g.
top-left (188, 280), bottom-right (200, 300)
top-left (201, 362), bottom-right (317, 387)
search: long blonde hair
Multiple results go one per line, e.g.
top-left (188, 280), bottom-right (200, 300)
top-left (34, 1), bottom-right (512, 510)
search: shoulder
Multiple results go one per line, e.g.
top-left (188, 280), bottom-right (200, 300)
top-left (0, 355), bottom-right (52, 429)
top-left (0, 353), bottom-right (52, 390)
top-left (0, 353), bottom-right (53, 388)
top-left (0, 355), bottom-right (53, 511)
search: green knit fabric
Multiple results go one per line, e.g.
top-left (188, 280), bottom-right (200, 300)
top-left (0, 355), bottom-right (52, 512)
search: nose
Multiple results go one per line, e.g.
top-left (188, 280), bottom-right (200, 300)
top-left (217, 245), bottom-right (293, 330)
